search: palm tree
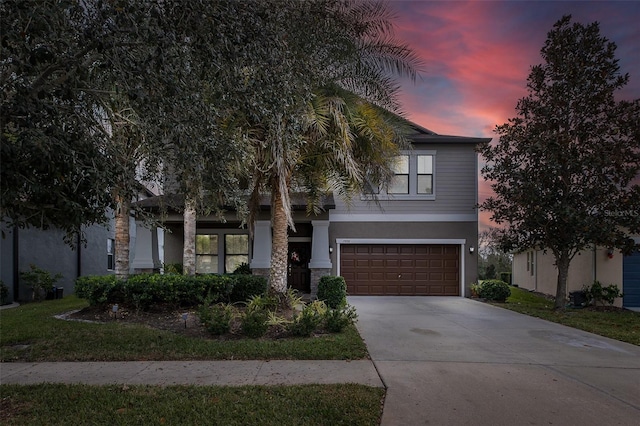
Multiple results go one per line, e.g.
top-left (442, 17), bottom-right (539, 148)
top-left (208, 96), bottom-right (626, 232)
top-left (244, 0), bottom-right (422, 293)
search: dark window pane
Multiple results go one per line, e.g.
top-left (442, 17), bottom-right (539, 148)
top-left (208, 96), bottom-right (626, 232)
top-left (225, 234), bottom-right (248, 255)
top-left (196, 235), bottom-right (218, 255)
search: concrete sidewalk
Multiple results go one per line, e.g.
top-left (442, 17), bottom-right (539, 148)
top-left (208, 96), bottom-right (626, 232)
top-left (0, 360), bottom-right (384, 387)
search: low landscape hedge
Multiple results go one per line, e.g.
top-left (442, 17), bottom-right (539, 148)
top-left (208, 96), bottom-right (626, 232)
top-left (478, 279), bottom-right (511, 302)
top-left (75, 273), bottom-right (266, 309)
top-left (317, 276), bottom-right (347, 308)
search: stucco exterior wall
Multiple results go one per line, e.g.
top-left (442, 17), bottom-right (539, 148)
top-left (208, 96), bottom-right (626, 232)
top-left (512, 247), bottom-right (624, 307)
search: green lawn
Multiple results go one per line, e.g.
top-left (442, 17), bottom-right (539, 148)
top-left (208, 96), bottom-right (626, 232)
top-left (0, 296), bottom-right (368, 362)
top-left (492, 286), bottom-right (640, 345)
top-left (0, 297), bottom-right (381, 425)
top-left (0, 383), bottom-right (384, 426)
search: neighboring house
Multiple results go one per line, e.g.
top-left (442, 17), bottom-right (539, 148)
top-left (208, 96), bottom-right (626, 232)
top-left (512, 239), bottom-right (640, 308)
top-left (0, 187), bottom-right (163, 304)
top-left (139, 122), bottom-right (489, 298)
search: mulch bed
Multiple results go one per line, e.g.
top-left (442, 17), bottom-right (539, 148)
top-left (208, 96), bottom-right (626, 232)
top-left (66, 303), bottom-right (303, 340)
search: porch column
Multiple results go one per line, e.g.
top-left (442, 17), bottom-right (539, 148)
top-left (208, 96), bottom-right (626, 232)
top-left (131, 221), bottom-right (158, 273)
top-left (309, 220), bottom-right (332, 297)
top-left (250, 221), bottom-right (272, 278)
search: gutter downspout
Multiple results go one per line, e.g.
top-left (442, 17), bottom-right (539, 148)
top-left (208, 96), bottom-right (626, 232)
top-left (534, 250), bottom-right (538, 292)
top-left (592, 244), bottom-right (597, 283)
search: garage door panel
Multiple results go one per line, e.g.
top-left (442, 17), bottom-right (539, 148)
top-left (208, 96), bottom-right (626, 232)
top-left (341, 244), bottom-right (460, 296)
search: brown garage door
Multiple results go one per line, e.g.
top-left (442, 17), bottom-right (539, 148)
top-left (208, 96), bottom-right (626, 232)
top-left (341, 244), bottom-right (460, 296)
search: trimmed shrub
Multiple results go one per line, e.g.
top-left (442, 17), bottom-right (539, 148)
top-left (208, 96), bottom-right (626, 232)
top-left (317, 276), bottom-right (347, 309)
top-left (74, 273), bottom-right (235, 309)
top-left (75, 275), bottom-right (124, 306)
top-left (478, 279), bottom-right (511, 302)
top-left (229, 275), bottom-right (268, 303)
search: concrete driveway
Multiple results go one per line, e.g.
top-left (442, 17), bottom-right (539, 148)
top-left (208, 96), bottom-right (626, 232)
top-left (349, 296), bottom-right (640, 426)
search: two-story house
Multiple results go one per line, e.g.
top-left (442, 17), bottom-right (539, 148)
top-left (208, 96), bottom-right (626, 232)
top-left (139, 122), bottom-right (489, 298)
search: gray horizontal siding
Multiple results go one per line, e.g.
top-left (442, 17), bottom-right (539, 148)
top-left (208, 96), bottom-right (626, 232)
top-left (332, 144), bottom-right (478, 215)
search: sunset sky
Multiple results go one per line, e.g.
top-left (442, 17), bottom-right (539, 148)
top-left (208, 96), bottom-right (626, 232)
top-left (389, 1), bottom-right (640, 230)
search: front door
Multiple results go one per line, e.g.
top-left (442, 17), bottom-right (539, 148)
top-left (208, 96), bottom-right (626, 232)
top-left (288, 242), bottom-right (311, 293)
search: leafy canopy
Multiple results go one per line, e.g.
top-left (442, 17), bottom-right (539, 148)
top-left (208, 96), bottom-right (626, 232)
top-left (480, 15), bottom-right (640, 258)
top-left (479, 15), bottom-right (640, 307)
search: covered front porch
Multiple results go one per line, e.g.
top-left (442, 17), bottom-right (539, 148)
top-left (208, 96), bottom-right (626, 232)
top-left (133, 194), bottom-right (334, 297)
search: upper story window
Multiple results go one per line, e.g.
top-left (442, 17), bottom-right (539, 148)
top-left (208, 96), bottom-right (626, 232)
top-left (388, 155), bottom-right (409, 194)
top-left (370, 151), bottom-right (436, 200)
top-left (417, 155), bottom-right (433, 194)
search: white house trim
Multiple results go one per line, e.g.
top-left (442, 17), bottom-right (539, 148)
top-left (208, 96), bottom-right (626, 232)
top-left (329, 213), bottom-right (476, 222)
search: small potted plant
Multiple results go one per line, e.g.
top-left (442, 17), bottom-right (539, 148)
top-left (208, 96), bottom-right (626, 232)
top-left (20, 264), bottom-right (63, 302)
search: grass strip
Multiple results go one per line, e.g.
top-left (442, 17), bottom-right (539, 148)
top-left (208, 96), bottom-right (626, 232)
top-left (491, 286), bottom-right (640, 345)
top-left (0, 297), bottom-right (368, 361)
top-left (0, 383), bottom-right (385, 426)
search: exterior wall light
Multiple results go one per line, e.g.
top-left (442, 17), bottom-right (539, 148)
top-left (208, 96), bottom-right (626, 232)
top-left (607, 248), bottom-right (614, 259)
top-left (469, 246), bottom-right (475, 254)
top-left (329, 246), bottom-right (333, 254)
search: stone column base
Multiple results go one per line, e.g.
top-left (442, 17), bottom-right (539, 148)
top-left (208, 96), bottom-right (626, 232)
top-left (251, 268), bottom-right (270, 281)
top-left (310, 268), bottom-right (332, 299)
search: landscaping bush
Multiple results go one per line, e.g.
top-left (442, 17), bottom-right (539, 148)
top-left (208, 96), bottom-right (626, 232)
top-left (75, 275), bottom-right (124, 306)
top-left (229, 275), bottom-right (268, 303)
top-left (20, 264), bottom-right (63, 302)
top-left (324, 305), bottom-right (358, 333)
top-left (241, 307), bottom-right (269, 338)
top-left (317, 276), bottom-right (347, 309)
top-left (75, 273), bottom-right (234, 308)
top-left (499, 272), bottom-right (512, 285)
top-left (583, 280), bottom-right (623, 307)
top-left (478, 279), bottom-right (511, 302)
top-left (198, 302), bottom-right (235, 335)
top-left (231, 262), bottom-right (252, 275)
top-left (287, 301), bottom-right (326, 337)
top-left (162, 263), bottom-right (183, 275)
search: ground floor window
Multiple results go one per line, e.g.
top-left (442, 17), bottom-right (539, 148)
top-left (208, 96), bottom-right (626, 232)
top-left (196, 235), bottom-right (219, 273)
top-left (225, 234), bottom-right (249, 273)
top-left (195, 233), bottom-right (249, 274)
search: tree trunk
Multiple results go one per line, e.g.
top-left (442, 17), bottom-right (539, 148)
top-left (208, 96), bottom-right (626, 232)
top-left (269, 184), bottom-right (289, 294)
top-left (114, 194), bottom-right (130, 279)
top-left (183, 197), bottom-right (197, 275)
top-left (554, 252), bottom-right (571, 309)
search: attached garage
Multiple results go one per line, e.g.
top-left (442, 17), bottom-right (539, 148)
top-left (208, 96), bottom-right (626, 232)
top-left (623, 250), bottom-right (640, 308)
top-left (340, 243), bottom-right (460, 296)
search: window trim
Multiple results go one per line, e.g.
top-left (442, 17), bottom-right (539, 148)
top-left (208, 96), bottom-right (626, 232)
top-left (194, 230), bottom-right (250, 274)
top-left (363, 150), bottom-right (436, 201)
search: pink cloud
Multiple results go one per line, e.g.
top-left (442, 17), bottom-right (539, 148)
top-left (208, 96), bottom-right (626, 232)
top-left (390, 1), bottom-right (640, 230)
